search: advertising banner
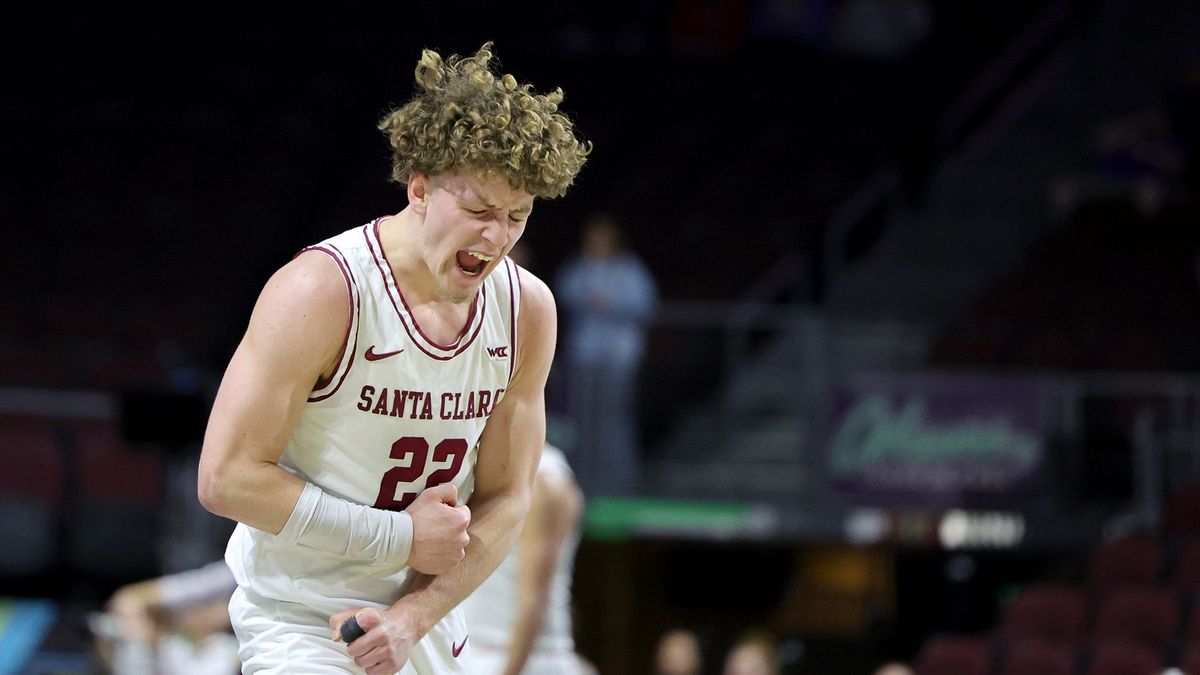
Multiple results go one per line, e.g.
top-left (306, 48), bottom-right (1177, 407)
top-left (828, 373), bottom-right (1050, 505)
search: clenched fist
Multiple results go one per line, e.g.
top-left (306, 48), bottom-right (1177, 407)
top-left (405, 483), bottom-right (471, 574)
top-left (330, 607), bottom-right (416, 675)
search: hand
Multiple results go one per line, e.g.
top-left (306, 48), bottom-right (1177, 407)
top-left (405, 482), bottom-right (471, 574)
top-left (330, 608), bottom-right (416, 675)
top-left (106, 587), bottom-right (157, 643)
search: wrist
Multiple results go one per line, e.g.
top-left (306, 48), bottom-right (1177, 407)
top-left (280, 483), bottom-right (414, 565)
top-left (387, 594), bottom-right (436, 640)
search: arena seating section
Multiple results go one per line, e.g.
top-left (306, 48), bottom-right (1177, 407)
top-left (932, 199), bottom-right (1200, 372)
top-left (914, 480), bottom-right (1200, 675)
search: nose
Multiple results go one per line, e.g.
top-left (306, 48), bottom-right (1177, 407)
top-left (480, 213), bottom-right (507, 249)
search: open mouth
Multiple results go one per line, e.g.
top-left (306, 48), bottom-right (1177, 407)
top-left (455, 250), bottom-right (494, 278)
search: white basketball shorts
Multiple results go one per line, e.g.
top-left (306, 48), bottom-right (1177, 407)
top-left (229, 587), bottom-right (470, 674)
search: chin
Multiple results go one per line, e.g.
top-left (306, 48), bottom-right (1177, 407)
top-left (442, 267), bottom-right (491, 303)
top-left (438, 280), bottom-right (477, 305)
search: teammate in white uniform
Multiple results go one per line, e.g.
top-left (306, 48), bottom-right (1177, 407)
top-left (197, 42), bottom-right (589, 675)
top-left (462, 444), bottom-right (584, 675)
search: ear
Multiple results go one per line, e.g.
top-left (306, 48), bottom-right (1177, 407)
top-left (407, 172), bottom-right (430, 215)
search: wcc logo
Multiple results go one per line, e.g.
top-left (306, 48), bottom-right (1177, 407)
top-left (486, 345), bottom-right (509, 360)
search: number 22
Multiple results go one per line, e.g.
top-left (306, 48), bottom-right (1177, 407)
top-left (373, 436), bottom-right (468, 511)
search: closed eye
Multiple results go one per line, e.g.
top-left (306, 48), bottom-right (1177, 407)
top-left (465, 204), bottom-right (529, 224)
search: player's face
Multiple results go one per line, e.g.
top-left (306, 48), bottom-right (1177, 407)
top-left (416, 171), bottom-right (534, 303)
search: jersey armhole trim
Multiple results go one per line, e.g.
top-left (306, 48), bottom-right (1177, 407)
top-left (506, 258), bottom-right (521, 385)
top-left (302, 245), bottom-right (359, 402)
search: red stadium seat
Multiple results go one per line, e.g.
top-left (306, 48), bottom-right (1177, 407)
top-left (999, 640), bottom-right (1076, 675)
top-left (67, 419), bottom-right (164, 579)
top-left (74, 419), bottom-right (163, 501)
top-left (1087, 536), bottom-right (1163, 595)
top-left (1180, 642), bottom-right (1200, 673)
top-left (0, 341), bottom-right (70, 388)
top-left (1092, 586), bottom-right (1179, 650)
top-left (0, 416), bottom-right (63, 503)
top-left (1182, 597), bottom-right (1200, 643)
top-left (1167, 483), bottom-right (1200, 537)
top-left (1084, 640), bottom-right (1162, 675)
top-left (1171, 538), bottom-right (1200, 593)
top-left (0, 415), bottom-right (64, 576)
top-left (998, 584), bottom-right (1087, 644)
top-left (915, 636), bottom-right (992, 675)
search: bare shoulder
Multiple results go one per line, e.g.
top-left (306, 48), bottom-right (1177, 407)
top-left (254, 251), bottom-right (348, 322)
top-left (243, 250), bottom-right (350, 370)
top-left (267, 249), bottom-right (348, 304)
top-left (514, 263), bottom-right (556, 325)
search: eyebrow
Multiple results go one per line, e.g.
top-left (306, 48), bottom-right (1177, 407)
top-left (471, 198), bottom-right (531, 213)
top-left (458, 186), bottom-right (532, 212)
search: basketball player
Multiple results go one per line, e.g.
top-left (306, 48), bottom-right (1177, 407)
top-left (461, 443), bottom-right (584, 675)
top-left (197, 42), bottom-right (589, 675)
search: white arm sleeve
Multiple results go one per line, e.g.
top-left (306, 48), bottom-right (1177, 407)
top-left (276, 482), bottom-right (413, 566)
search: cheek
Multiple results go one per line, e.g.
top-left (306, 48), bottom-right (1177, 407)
top-left (429, 214), bottom-right (468, 246)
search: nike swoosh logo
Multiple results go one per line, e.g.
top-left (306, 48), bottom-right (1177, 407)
top-left (452, 635), bottom-right (468, 658)
top-left (364, 346), bottom-right (404, 361)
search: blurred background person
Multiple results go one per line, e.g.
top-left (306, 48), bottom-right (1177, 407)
top-left (722, 630), bottom-right (781, 675)
top-left (462, 443), bottom-right (584, 675)
top-left (654, 628), bottom-right (704, 675)
top-left (1048, 103), bottom-right (1189, 219)
top-left (872, 662), bottom-right (915, 675)
top-left (93, 560), bottom-right (238, 675)
top-left (556, 213), bottom-right (658, 496)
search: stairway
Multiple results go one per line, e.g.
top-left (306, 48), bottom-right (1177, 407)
top-left (641, 0), bottom-right (1197, 506)
top-left (824, 0), bottom-right (1190, 328)
top-left (643, 312), bottom-right (932, 504)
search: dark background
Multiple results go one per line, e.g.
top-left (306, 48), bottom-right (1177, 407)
top-left (2, 1), bottom-right (1200, 674)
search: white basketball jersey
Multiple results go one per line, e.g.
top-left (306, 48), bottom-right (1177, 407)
top-left (461, 445), bottom-right (579, 657)
top-left (226, 218), bottom-right (521, 612)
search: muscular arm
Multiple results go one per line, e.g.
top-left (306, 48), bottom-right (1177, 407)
top-left (503, 468), bottom-right (582, 675)
top-left (197, 251), bottom-right (347, 531)
top-left (371, 270), bottom-right (557, 639)
top-left (199, 252), bottom-right (461, 573)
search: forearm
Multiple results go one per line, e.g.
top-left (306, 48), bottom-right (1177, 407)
top-left (201, 456), bottom-right (414, 565)
top-left (110, 579), bottom-right (163, 610)
top-left (198, 453), bottom-right (305, 534)
top-left (391, 490), bottom-right (530, 636)
top-left (156, 561), bottom-right (237, 610)
top-left (502, 595), bottom-right (551, 675)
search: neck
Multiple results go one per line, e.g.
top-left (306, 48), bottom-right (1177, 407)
top-left (379, 209), bottom-right (438, 304)
top-left (379, 209), bottom-right (479, 311)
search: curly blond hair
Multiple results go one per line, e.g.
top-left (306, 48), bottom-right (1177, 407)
top-left (379, 42), bottom-right (591, 199)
